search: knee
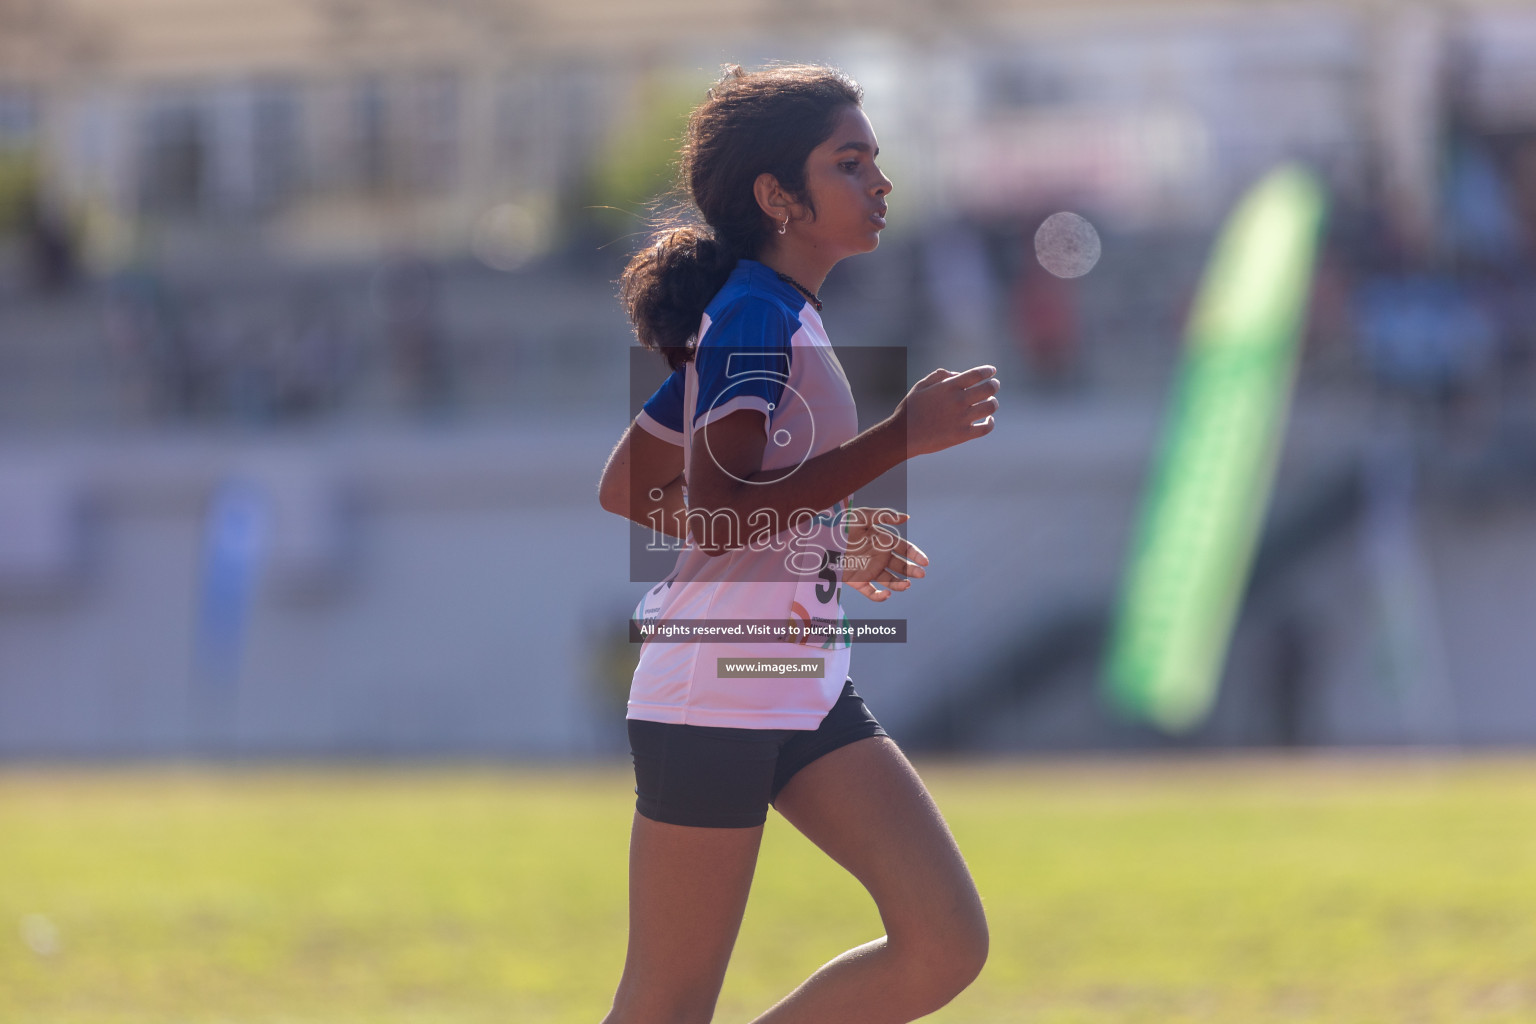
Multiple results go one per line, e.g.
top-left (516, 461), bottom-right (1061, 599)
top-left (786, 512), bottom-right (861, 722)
top-left (935, 907), bottom-right (990, 992)
top-left (894, 903), bottom-right (989, 1005)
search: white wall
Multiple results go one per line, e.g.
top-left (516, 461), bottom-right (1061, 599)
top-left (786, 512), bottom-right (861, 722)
top-left (8, 393), bottom-right (1494, 758)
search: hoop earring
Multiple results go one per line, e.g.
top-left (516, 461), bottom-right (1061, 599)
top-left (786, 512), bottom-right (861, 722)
top-left (778, 218), bottom-right (787, 235)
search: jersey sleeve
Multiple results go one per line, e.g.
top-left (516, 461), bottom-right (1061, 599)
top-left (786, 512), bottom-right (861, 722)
top-left (635, 367), bottom-right (685, 446)
top-left (692, 297), bottom-right (794, 433)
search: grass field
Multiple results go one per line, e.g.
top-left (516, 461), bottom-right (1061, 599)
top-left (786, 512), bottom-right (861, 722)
top-left (4, 754), bottom-right (1536, 1023)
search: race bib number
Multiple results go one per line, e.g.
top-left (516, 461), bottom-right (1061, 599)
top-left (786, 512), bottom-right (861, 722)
top-left (785, 508), bottom-right (850, 651)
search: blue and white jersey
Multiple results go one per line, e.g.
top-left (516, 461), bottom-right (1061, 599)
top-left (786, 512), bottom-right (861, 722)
top-left (629, 259), bottom-right (860, 728)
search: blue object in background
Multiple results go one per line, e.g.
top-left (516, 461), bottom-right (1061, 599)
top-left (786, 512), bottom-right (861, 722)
top-left (1354, 274), bottom-right (1498, 396)
top-left (195, 478), bottom-right (271, 689)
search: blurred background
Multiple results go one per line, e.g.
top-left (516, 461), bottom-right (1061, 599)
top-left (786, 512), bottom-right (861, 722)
top-left (3, 0), bottom-right (1536, 760)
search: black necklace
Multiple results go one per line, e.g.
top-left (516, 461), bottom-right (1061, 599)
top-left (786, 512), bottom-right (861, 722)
top-left (775, 272), bottom-right (823, 312)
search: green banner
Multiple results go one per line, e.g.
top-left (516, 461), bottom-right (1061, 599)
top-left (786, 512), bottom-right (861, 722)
top-left (1104, 165), bottom-right (1327, 733)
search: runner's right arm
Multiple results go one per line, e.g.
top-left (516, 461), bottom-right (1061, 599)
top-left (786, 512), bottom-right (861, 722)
top-left (598, 420), bottom-right (687, 539)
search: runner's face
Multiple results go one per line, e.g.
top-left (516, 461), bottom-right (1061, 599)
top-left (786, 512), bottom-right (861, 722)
top-left (795, 106), bottom-right (892, 257)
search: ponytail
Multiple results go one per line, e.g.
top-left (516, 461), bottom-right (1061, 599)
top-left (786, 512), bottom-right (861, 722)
top-left (618, 224), bottom-right (739, 371)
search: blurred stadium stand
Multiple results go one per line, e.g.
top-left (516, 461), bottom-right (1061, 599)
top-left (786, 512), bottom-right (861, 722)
top-left (4, 0), bottom-right (1536, 756)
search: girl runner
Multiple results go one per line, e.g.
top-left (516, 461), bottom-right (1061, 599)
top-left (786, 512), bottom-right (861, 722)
top-left (598, 63), bottom-right (1000, 1024)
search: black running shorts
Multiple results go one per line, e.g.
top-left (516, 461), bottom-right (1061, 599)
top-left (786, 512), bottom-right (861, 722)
top-left (627, 678), bottom-right (889, 829)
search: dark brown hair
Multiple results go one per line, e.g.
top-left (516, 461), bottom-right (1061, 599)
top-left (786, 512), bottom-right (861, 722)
top-left (618, 63), bottom-right (863, 370)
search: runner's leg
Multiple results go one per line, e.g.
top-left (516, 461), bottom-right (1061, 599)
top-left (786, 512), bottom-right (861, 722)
top-left (749, 737), bottom-right (988, 1024)
top-left (601, 813), bottom-right (763, 1024)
